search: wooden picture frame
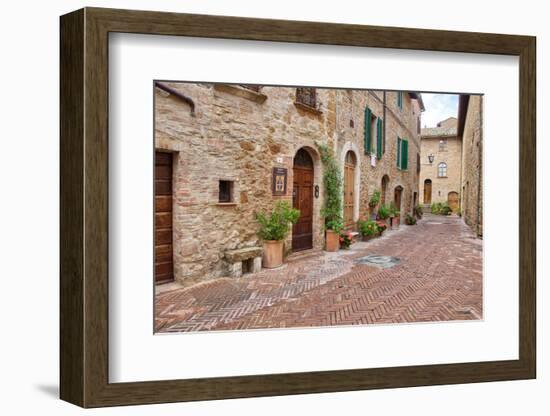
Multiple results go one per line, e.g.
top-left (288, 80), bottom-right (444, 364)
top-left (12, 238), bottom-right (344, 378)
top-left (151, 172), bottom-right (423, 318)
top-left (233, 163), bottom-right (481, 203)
top-left (60, 7), bottom-right (536, 408)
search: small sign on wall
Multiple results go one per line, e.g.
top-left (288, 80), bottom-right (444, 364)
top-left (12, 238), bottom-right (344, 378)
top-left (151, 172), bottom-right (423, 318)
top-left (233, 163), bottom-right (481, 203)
top-left (272, 167), bottom-right (288, 196)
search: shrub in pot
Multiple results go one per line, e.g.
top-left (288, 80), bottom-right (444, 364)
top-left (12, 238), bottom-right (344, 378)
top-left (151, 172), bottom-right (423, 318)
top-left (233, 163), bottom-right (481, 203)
top-left (414, 205), bottom-right (423, 219)
top-left (377, 204), bottom-right (390, 227)
top-left (359, 219), bottom-right (378, 241)
top-left (405, 214), bottom-right (417, 225)
top-left (256, 201), bottom-right (300, 268)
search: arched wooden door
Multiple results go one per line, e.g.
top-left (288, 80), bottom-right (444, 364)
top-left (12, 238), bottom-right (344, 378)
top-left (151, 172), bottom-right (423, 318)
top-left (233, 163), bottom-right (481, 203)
top-left (448, 191), bottom-right (459, 212)
top-left (424, 179), bottom-right (432, 204)
top-left (292, 149), bottom-right (314, 251)
top-left (343, 151), bottom-right (356, 228)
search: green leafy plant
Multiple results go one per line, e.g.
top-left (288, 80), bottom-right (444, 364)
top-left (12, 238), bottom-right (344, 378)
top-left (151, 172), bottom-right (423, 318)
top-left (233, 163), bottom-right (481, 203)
top-left (388, 202), bottom-right (398, 218)
top-left (405, 214), bottom-right (417, 225)
top-left (376, 220), bottom-right (387, 234)
top-left (377, 204), bottom-right (390, 220)
top-left (431, 202), bottom-right (442, 214)
top-left (358, 220), bottom-right (379, 237)
top-left (431, 202), bottom-right (452, 215)
top-left (316, 143), bottom-right (343, 231)
top-left (339, 231), bottom-right (353, 249)
top-left (256, 201), bottom-right (300, 241)
top-left (368, 190), bottom-right (381, 207)
top-left (440, 203), bottom-right (452, 215)
top-left (414, 205), bottom-right (423, 218)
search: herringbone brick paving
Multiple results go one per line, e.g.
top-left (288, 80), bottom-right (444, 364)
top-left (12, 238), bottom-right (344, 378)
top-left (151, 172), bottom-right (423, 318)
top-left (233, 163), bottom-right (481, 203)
top-left (155, 214), bottom-right (482, 332)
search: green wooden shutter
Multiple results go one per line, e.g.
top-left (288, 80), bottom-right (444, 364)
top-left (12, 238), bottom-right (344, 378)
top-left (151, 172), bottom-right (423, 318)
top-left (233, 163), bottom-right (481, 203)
top-left (376, 118), bottom-right (383, 159)
top-left (397, 137), bottom-right (401, 168)
top-left (364, 107), bottom-right (372, 154)
top-left (402, 139), bottom-right (409, 170)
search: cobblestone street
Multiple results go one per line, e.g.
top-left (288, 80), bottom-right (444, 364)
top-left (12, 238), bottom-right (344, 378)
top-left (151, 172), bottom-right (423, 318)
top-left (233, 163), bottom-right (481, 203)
top-left (155, 214), bottom-right (482, 333)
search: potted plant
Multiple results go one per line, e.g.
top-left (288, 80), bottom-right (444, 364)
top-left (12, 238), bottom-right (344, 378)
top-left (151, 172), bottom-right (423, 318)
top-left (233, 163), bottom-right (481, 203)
top-left (376, 220), bottom-right (387, 235)
top-left (359, 219), bottom-right (379, 241)
top-left (317, 143), bottom-right (344, 252)
top-left (368, 190), bottom-right (381, 217)
top-left (256, 200), bottom-right (300, 268)
top-left (405, 214), bottom-right (417, 225)
top-left (389, 203), bottom-right (400, 228)
top-left (377, 204), bottom-right (390, 228)
top-left (339, 230), bottom-right (353, 249)
top-left (414, 205), bottom-right (423, 219)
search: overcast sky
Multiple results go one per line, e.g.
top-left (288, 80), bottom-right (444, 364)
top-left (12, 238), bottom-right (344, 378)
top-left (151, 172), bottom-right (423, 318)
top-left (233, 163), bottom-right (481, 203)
top-left (420, 93), bottom-right (459, 128)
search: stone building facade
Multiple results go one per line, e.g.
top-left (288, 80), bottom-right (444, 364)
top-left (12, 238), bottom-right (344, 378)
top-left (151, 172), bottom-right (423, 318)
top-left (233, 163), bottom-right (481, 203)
top-left (419, 117), bottom-right (462, 210)
top-left (458, 95), bottom-right (483, 237)
top-left (154, 82), bottom-right (423, 286)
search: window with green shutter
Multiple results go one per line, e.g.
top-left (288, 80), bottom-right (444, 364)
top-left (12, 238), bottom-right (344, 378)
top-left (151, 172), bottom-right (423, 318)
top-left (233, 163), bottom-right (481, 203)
top-left (397, 137), bottom-right (402, 168)
top-left (376, 117), bottom-right (383, 159)
top-left (397, 91), bottom-right (404, 110)
top-left (364, 107), bottom-right (372, 154)
top-left (396, 137), bottom-right (408, 170)
top-left (402, 139), bottom-right (408, 170)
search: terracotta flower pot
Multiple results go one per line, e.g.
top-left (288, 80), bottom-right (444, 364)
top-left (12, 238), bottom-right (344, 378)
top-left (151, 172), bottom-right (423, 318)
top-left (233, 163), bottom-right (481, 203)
top-left (362, 234), bottom-right (374, 242)
top-left (262, 240), bottom-right (284, 268)
top-left (325, 230), bottom-right (340, 252)
top-left (393, 216), bottom-right (400, 228)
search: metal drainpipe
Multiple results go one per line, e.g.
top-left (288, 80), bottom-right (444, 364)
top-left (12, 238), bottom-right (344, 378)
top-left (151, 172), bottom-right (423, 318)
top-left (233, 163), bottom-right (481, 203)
top-left (383, 91), bottom-right (387, 155)
top-left (154, 81), bottom-right (196, 116)
top-left (476, 97), bottom-right (483, 237)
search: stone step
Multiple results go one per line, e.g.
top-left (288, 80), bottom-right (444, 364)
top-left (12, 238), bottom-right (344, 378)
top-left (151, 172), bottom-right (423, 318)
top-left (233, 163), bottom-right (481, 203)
top-left (286, 248), bottom-right (323, 263)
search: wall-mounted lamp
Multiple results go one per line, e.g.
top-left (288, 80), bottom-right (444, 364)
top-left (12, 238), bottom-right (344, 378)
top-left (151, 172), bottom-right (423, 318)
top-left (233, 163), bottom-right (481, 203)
top-left (428, 154), bottom-right (435, 164)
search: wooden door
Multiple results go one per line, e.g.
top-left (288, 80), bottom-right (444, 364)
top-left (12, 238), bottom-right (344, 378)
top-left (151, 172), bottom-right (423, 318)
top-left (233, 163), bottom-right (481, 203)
top-left (394, 187), bottom-right (403, 212)
top-left (448, 191), bottom-right (459, 212)
top-left (292, 149), bottom-right (314, 251)
top-left (155, 152), bottom-right (174, 284)
top-left (343, 152), bottom-right (356, 228)
top-left (424, 180), bottom-right (432, 204)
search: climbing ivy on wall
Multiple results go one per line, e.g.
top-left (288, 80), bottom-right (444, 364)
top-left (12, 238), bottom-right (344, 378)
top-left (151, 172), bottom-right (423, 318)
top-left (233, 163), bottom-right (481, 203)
top-left (316, 142), bottom-right (343, 232)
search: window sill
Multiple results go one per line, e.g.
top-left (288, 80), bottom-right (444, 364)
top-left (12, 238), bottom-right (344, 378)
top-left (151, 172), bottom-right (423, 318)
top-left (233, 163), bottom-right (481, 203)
top-left (214, 84), bottom-right (267, 104)
top-left (215, 202), bottom-right (238, 206)
top-left (294, 101), bottom-right (323, 115)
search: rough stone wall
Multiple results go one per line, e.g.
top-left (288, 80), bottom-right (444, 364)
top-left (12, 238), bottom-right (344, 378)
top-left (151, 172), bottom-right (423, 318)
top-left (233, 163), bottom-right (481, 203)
top-left (335, 90), bottom-right (421, 224)
top-left (419, 135), bottom-right (462, 205)
top-left (156, 84), bottom-right (420, 285)
top-left (460, 95), bottom-right (483, 237)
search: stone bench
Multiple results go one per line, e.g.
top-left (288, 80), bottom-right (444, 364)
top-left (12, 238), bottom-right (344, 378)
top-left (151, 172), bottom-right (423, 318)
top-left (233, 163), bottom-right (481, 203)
top-left (224, 247), bottom-right (263, 278)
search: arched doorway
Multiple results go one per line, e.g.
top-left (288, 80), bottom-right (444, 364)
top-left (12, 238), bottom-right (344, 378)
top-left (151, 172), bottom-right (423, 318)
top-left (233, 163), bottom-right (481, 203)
top-left (343, 151), bottom-right (357, 228)
top-left (424, 179), bottom-right (432, 204)
top-left (381, 175), bottom-right (390, 205)
top-left (394, 185), bottom-right (403, 214)
top-left (448, 191), bottom-right (459, 212)
top-left (292, 148), bottom-right (314, 251)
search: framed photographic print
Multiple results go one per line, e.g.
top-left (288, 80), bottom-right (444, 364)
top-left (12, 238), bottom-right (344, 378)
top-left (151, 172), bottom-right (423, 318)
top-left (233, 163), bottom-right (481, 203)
top-left (60, 7), bottom-right (536, 408)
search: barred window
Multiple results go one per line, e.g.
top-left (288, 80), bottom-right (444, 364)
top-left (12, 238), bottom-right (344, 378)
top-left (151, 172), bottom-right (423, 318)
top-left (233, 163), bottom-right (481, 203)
top-left (296, 87), bottom-right (317, 108)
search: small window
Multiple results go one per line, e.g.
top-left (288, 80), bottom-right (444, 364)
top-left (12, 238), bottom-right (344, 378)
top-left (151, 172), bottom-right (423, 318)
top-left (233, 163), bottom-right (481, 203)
top-left (438, 162), bottom-right (447, 177)
top-left (397, 91), bottom-right (404, 110)
top-left (219, 180), bottom-right (234, 203)
top-left (296, 87), bottom-right (317, 108)
top-left (439, 139), bottom-right (448, 151)
top-left (417, 153), bottom-right (421, 173)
